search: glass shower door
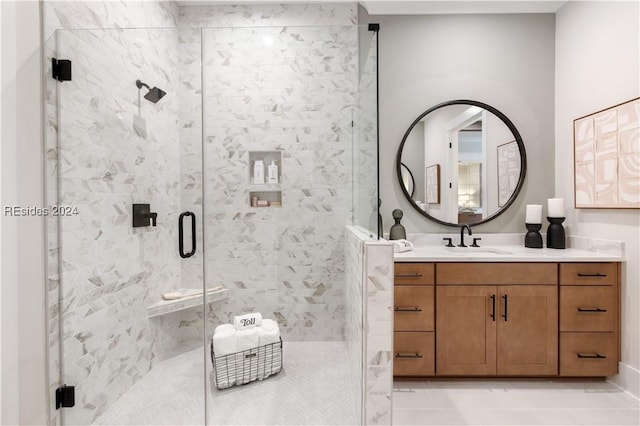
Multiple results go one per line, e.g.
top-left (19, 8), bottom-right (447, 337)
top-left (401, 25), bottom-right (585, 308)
top-left (53, 28), bottom-right (207, 425)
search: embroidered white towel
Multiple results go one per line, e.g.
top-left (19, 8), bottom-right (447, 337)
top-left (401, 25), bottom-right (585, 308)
top-left (233, 312), bottom-right (263, 330)
top-left (212, 324), bottom-right (237, 357)
top-left (392, 239), bottom-right (414, 253)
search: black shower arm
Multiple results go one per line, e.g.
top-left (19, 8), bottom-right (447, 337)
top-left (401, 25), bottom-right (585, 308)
top-left (136, 79), bottom-right (150, 90)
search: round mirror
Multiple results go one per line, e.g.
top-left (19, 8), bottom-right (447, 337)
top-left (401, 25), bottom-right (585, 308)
top-left (396, 100), bottom-right (527, 226)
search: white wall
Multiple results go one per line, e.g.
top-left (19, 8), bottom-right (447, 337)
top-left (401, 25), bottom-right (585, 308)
top-left (1, 1), bottom-right (48, 424)
top-left (364, 13), bottom-right (556, 233)
top-left (555, 1), bottom-right (640, 397)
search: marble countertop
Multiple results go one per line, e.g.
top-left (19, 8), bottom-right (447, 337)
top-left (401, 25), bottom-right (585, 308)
top-left (393, 233), bottom-right (625, 263)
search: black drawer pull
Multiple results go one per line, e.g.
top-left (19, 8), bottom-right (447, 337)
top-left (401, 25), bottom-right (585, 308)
top-left (577, 307), bottom-right (608, 313)
top-left (394, 307), bottom-right (422, 312)
top-left (502, 294), bottom-right (508, 321)
top-left (577, 273), bottom-right (607, 278)
top-left (577, 353), bottom-right (606, 359)
top-left (395, 273), bottom-right (423, 278)
top-left (490, 294), bottom-right (496, 321)
top-left (395, 353), bottom-right (423, 359)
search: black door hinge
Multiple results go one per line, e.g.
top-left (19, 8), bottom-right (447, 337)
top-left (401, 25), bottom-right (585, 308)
top-left (56, 385), bottom-right (75, 409)
top-left (52, 58), bottom-right (72, 82)
top-left (368, 23), bottom-right (380, 32)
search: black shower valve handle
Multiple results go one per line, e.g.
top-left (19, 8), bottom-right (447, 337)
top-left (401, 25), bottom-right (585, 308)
top-left (148, 212), bottom-right (158, 227)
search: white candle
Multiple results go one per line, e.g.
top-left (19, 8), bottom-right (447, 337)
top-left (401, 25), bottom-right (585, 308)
top-left (525, 204), bottom-right (542, 224)
top-left (548, 198), bottom-right (565, 218)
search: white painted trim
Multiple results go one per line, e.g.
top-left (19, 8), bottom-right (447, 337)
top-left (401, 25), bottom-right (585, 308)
top-left (609, 362), bottom-right (640, 401)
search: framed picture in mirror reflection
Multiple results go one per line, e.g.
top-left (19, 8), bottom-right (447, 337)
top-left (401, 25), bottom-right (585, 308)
top-left (425, 164), bottom-right (440, 204)
top-left (497, 140), bottom-right (521, 207)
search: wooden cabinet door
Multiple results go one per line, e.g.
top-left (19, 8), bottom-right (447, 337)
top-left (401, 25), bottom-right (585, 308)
top-left (497, 285), bottom-right (558, 376)
top-left (436, 285), bottom-right (497, 376)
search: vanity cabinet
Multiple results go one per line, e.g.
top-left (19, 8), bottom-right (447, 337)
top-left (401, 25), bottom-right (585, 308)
top-left (393, 261), bottom-right (620, 378)
top-left (559, 263), bottom-right (619, 376)
top-left (435, 263), bottom-right (558, 376)
top-left (393, 263), bottom-right (435, 376)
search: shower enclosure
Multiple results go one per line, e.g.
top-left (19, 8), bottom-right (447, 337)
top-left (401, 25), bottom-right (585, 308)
top-left (47, 22), bottom-right (378, 426)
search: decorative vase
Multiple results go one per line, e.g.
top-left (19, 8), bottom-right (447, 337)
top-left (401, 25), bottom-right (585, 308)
top-left (389, 209), bottom-right (406, 240)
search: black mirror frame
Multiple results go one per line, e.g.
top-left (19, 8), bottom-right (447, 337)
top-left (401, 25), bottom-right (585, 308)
top-left (400, 163), bottom-right (415, 198)
top-left (395, 99), bottom-right (527, 227)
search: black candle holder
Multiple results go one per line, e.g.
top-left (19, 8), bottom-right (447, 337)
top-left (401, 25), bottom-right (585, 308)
top-left (546, 217), bottom-right (566, 249)
top-left (524, 223), bottom-right (543, 248)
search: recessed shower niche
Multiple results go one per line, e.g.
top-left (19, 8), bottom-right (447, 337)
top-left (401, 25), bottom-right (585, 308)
top-left (249, 150), bottom-right (282, 207)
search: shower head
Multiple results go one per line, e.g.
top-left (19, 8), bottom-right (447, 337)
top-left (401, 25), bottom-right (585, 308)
top-left (136, 79), bottom-right (166, 104)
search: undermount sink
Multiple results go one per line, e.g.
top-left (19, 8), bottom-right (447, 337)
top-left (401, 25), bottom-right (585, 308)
top-left (445, 246), bottom-right (513, 255)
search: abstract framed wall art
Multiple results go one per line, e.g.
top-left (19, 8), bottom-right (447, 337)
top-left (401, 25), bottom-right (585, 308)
top-left (425, 164), bottom-right (440, 204)
top-left (497, 140), bottom-right (521, 207)
top-left (574, 97), bottom-right (640, 209)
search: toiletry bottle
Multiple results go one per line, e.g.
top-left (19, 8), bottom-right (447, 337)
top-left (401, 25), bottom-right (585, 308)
top-left (268, 160), bottom-right (278, 184)
top-left (254, 160), bottom-right (264, 184)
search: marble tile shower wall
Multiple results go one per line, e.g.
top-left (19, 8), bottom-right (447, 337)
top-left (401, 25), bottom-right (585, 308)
top-left (345, 226), bottom-right (394, 426)
top-left (345, 227), bottom-right (366, 423)
top-left (55, 28), bottom-right (180, 424)
top-left (202, 24), bottom-right (357, 340)
top-left (178, 3), bottom-right (359, 341)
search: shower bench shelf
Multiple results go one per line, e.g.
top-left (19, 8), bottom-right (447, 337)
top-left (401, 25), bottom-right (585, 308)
top-left (147, 287), bottom-right (229, 318)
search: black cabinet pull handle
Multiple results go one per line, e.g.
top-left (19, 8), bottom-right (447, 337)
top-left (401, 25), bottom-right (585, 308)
top-left (577, 273), bottom-right (607, 277)
top-left (490, 294), bottom-right (496, 321)
top-left (577, 353), bottom-right (606, 359)
top-left (395, 273), bottom-right (423, 278)
top-left (179, 211), bottom-right (196, 259)
top-left (577, 307), bottom-right (608, 313)
top-left (502, 294), bottom-right (508, 321)
top-left (395, 353), bottom-right (423, 359)
top-left (394, 307), bottom-right (422, 312)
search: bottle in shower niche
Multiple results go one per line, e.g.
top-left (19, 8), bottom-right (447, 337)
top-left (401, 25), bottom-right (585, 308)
top-left (268, 160), bottom-right (278, 184)
top-left (253, 160), bottom-right (265, 184)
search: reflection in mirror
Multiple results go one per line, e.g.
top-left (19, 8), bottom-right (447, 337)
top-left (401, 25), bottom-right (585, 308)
top-left (397, 100), bottom-right (526, 226)
top-left (400, 163), bottom-right (415, 197)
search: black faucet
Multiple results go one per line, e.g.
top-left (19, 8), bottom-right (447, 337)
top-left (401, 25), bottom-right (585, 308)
top-left (458, 224), bottom-right (472, 247)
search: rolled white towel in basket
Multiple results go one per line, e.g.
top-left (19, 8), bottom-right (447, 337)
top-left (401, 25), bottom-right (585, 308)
top-left (257, 319), bottom-right (280, 346)
top-left (236, 326), bottom-right (260, 352)
top-left (233, 312), bottom-right (262, 330)
top-left (212, 324), bottom-right (237, 357)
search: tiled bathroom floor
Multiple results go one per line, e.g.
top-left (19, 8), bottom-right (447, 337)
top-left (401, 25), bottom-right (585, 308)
top-left (393, 379), bottom-right (640, 425)
top-left (94, 341), bottom-right (357, 425)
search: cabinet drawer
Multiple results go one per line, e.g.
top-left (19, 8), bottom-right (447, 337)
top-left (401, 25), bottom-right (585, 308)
top-left (393, 332), bottom-right (435, 377)
top-left (560, 332), bottom-right (617, 376)
top-left (437, 263), bottom-right (557, 285)
top-left (394, 286), bottom-right (434, 332)
top-left (560, 263), bottom-right (617, 286)
top-left (395, 263), bottom-right (435, 285)
top-left (560, 286), bottom-right (617, 332)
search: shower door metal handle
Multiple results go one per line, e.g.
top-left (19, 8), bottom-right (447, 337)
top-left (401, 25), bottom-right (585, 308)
top-left (179, 211), bottom-right (196, 258)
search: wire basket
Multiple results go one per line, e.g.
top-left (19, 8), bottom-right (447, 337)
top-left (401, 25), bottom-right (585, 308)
top-left (210, 338), bottom-right (283, 390)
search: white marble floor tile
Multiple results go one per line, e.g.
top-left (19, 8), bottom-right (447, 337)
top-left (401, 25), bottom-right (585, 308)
top-left (393, 379), bottom-right (640, 426)
top-left (94, 342), bottom-right (357, 425)
top-left (568, 408), bottom-right (640, 425)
